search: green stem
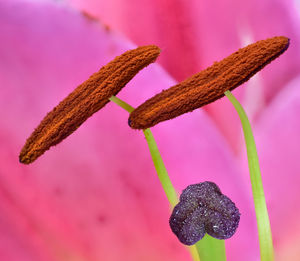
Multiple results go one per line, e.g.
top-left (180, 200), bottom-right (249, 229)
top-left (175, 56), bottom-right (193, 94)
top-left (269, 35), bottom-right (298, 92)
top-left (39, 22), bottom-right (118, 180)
top-left (224, 90), bottom-right (274, 261)
top-left (142, 128), bottom-right (178, 207)
top-left (110, 95), bottom-right (226, 261)
top-left (110, 96), bottom-right (177, 205)
top-left (109, 96), bottom-right (135, 113)
top-left (109, 96), bottom-right (177, 206)
top-left (195, 235), bottom-right (226, 261)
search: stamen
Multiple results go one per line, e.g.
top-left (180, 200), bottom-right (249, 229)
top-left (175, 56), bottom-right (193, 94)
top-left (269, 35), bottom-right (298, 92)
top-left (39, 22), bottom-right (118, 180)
top-left (169, 182), bottom-right (240, 245)
top-left (128, 36), bottom-right (289, 129)
top-left (19, 45), bottom-right (160, 164)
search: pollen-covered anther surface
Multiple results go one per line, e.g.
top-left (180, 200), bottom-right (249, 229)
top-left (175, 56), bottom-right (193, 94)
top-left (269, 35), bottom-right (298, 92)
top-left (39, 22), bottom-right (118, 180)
top-left (129, 36), bottom-right (289, 129)
top-left (19, 45), bottom-right (160, 164)
top-left (169, 182), bottom-right (240, 245)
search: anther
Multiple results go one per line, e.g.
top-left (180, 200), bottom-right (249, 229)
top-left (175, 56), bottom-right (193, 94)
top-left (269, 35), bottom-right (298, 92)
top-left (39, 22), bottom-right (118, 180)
top-left (129, 36), bottom-right (289, 129)
top-left (19, 45), bottom-right (160, 164)
top-left (169, 182), bottom-right (240, 245)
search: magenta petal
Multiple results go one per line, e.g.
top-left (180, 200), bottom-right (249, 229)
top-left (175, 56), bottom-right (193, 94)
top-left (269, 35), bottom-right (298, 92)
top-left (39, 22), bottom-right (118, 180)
top-left (65, 0), bottom-right (300, 101)
top-left (0, 1), bottom-right (257, 261)
top-left (254, 76), bottom-right (300, 259)
top-left (0, 1), bottom-right (178, 260)
top-left (66, 0), bottom-right (300, 151)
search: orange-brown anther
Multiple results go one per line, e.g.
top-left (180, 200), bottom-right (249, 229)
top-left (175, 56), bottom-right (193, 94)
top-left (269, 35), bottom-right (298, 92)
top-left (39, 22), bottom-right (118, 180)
top-left (128, 36), bottom-right (289, 129)
top-left (19, 45), bottom-right (160, 164)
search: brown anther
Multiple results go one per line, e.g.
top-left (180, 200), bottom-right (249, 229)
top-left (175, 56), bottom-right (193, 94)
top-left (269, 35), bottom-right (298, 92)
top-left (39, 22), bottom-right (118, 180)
top-left (19, 45), bottom-right (160, 164)
top-left (128, 36), bottom-right (289, 129)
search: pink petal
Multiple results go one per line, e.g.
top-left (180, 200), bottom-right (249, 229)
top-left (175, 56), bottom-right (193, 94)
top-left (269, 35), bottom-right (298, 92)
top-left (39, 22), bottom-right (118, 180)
top-left (0, 1), bottom-right (258, 260)
top-left (66, 0), bottom-right (300, 152)
top-left (254, 76), bottom-right (300, 260)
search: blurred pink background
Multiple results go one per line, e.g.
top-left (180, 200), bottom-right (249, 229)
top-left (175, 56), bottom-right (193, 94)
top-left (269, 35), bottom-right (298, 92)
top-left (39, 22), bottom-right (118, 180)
top-left (0, 0), bottom-right (300, 260)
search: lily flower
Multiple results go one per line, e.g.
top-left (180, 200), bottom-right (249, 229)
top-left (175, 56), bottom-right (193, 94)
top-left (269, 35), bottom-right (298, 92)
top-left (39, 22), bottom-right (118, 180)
top-left (0, 0), bottom-right (299, 261)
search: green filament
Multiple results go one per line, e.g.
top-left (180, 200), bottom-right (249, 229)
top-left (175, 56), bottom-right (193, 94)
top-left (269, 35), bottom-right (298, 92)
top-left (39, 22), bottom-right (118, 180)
top-left (142, 128), bottom-right (178, 207)
top-left (225, 90), bottom-right (274, 261)
top-left (110, 95), bottom-right (228, 261)
top-left (195, 235), bottom-right (226, 261)
top-left (109, 96), bottom-right (135, 113)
